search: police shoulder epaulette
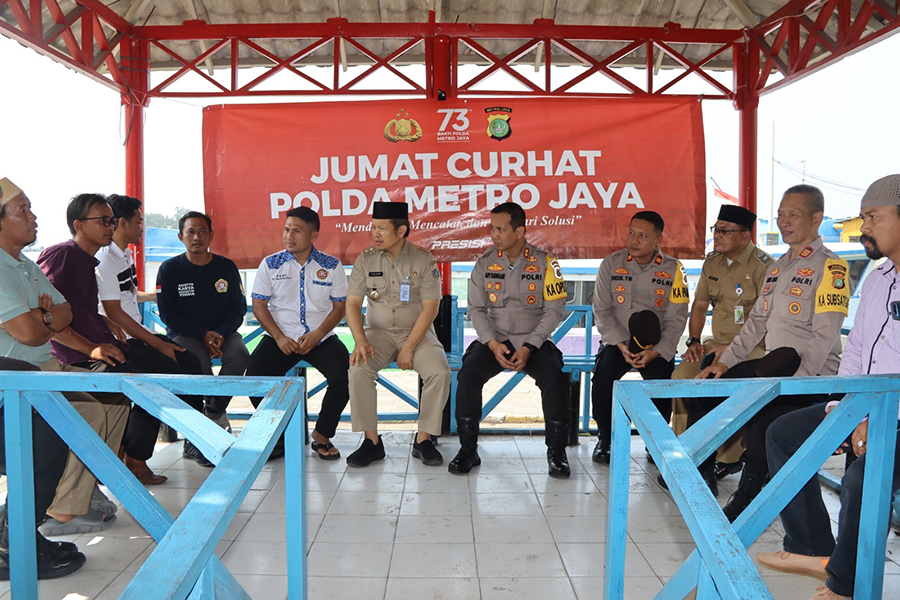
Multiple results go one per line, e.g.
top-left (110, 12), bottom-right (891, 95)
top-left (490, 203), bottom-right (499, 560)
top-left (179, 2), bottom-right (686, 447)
top-left (363, 246), bottom-right (378, 256)
top-left (753, 250), bottom-right (774, 265)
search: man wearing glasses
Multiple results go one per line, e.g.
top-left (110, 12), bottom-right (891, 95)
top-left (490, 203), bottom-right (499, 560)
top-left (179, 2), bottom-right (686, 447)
top-left (38, 195), bottom-right (206, 487)
top-left (668, 205), bottom-right (773, 495)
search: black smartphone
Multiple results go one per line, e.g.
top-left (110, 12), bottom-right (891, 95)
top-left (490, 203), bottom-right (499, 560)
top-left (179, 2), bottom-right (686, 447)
top-left (699, 352), bottom-right (715, 370)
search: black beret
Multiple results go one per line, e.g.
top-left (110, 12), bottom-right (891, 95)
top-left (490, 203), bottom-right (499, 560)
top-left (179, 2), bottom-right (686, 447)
top-left (753, 347), bottom-right (801, 378)
top-left (717, 205), bottom-right (756, 230)
top-left (628, 310), bottom-right (661, 354)
top-left (372, 202), bottom-right (409, 219)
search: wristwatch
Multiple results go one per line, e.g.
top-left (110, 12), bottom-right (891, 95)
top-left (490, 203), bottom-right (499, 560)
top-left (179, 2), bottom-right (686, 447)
top-left (37, 306), bottom-right (53, 329)
top-left (685, 336), bottom-right (701, 348)
top-left (522, 342), bottom-right (538, 354)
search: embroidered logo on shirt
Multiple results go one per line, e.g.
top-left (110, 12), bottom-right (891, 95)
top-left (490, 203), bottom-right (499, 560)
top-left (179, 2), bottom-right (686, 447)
top-left (614, 284), bottom-right (625, 292)
top-left (764, 298), bottom-right (769, 312)
top-left (788, 301), bottom-right (802, 315)
top-left (655, 288), bottom-right (666, 296)
top-left (762, 284), bottom-right (771, 293)
top-left (654, 271), bottom-right (671, 279)
top-left (487, 282), bottom-right (494, 290)
top-left (655, 298), bottom-right (664, 308)
top-left (770, 267), bottom-right (780, 276)
top-left (494, 283), bottom-right (501, 290)
top-left (528, 282), bottom-right (536, 292)
top-left (796, 268), bottom-right (814, 277)
top-left (654, 254), bottom-right (663, 265)
top-left (488, 292), bottom-right (498, 303)
top-left (317, 269), bottom-right (328, 280)
top-left (177, 283), bottom-right (195, 297)
top-left (215, 279), bottom-right (228, 293)
top-left (614, 267), bottom-right (629, 275)
top-left (487, 263), bottom-right (503, 271)
top-left (526, 295), bottom-right (536, 304)
top-left (616, 294), bottom-right (625, 304)
top-left (524, 265), bottom-right (540, 273)
top-left (799, 247), bottom-right (813, 258)
top-left (789, 286), bottom-right (803, 297)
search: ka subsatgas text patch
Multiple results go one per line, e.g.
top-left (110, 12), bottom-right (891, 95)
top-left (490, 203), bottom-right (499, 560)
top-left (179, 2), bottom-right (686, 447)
top-left (668, 261), bottom-right (690, 304)
top-left (814, 258), bottom-right (850, 316)
top-left (543, 256), bottom-right (567, 301)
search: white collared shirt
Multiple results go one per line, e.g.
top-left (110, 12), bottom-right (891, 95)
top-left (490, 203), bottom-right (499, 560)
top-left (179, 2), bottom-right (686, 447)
top-left (96, 242), bottom-right (148, 335)
top-left (251, 246), bottom-right (347, 342)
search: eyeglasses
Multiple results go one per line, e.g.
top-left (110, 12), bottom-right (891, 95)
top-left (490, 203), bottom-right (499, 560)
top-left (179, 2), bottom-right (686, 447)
top-left (80, 216), bottom-right (119, 228)
top-left (709, 226), bottom-right (746, 235)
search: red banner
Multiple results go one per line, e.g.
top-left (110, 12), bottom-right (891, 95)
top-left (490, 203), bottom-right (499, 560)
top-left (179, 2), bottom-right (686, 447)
top-left (203, 97), bottom-right (705, 268)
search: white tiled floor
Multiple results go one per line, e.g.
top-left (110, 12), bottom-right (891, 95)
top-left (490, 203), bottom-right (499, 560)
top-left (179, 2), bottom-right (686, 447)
top-left (3, 431), bottom-right (900, 599)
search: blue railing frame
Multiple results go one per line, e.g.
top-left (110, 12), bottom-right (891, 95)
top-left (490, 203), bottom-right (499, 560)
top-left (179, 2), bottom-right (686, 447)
top-left (606, 375), bottom-right (900, 600)
top-left (142, 300), bottom-right (600, 434)
top-left (0, 372), bottom-right (308, 600)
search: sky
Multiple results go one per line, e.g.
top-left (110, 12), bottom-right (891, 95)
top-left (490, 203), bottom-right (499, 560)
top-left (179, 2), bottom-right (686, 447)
top-left (1, 29), bottom-right (898, 248)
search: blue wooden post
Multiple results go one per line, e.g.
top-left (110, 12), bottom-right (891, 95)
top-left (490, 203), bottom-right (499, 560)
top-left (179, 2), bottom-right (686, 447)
top-left (4, 390), bottom-right (38, 600)
top-left (286, 374), bottom-right (308, 600)
top-left (604, 381), bottom-right (631, 600)
top-left (853, 392), bottom-right (897, 598)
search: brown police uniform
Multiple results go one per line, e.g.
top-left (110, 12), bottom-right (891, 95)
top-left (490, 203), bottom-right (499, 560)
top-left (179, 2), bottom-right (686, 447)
top-left (689, 236), bottom-right (850, 476)
top-left (670, 242), bottom-right (773, 462)
top-left (347, 241), bottom-right (450, 436)
top-left (591, 247), bottom-right (690, 445)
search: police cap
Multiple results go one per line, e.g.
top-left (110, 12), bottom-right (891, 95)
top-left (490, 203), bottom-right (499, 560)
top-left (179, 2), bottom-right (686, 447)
top-left (628, 310), bottom-right (661, 354)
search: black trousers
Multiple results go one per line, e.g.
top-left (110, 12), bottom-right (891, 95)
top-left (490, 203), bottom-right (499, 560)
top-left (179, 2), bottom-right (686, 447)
top-left (591, 344), bottom-right (674, 440)
top-left (246, 335), bottom-right (350, 439)
top-left (0, 357), bottom-right (69, 525)
top-left (76, 336), bottom-right (205, 460)
top-left (768, 404), bottom-right (900, 596)
top-left (456, 340), bottom-right (568, 423)
top-left (686, 358), bottom-right (819, 474)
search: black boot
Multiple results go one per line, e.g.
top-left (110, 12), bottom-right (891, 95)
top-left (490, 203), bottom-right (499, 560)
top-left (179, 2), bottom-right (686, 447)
top-left (722, 466), bottom-right (767, 522)
top-left (0, 505), bottom-right (86, 581)
top-left (592, 433), bottom-right (610, 463)
top-left (545, 420), bottom-right (571, 478)
top-left (448, 417), bottom-right (481, 474)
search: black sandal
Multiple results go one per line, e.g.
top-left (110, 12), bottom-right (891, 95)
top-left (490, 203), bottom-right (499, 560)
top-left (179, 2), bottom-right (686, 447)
top-left (311, 441), bottom-right (341, 460)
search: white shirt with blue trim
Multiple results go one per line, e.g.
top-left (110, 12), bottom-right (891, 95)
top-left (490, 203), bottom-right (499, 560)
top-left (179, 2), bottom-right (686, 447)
top-left (251, 246), bottom-right (347, 343)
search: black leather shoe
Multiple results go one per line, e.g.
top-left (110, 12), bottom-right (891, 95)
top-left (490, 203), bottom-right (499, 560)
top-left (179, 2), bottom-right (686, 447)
top-left (412, 439), bottom-right (443, 466)
top-left (0, 538), bottom-right (86, 581)
top-left (592, 438), bottom-right (610, 463)
top-left (715, 460), bottom-right (742, 480)
top-left (347, 436), bottom-right (385, 467)
top-left (183, 441), bottom-right (214, 468)
top-left (448, 446), bottom-right (481, 474)
top-left (547, 447), bottom-right (571, 478)
top-left (37, 532), bottom-right (79, 560)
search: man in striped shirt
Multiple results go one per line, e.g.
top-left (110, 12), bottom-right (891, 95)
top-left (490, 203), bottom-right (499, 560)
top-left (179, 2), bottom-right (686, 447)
top-left (758, 174), bottom-right (900, 600)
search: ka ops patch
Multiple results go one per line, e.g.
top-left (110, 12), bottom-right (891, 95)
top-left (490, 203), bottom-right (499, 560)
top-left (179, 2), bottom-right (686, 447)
top-left (815, 258), bottom-right (850, 316)
top-left (543, 256), bottom-right (567, 301)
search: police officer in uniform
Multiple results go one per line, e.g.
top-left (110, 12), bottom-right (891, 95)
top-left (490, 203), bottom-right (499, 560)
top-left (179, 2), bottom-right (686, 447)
top-left (345, 202), bottom-right (451, 467)
top-left (670, 205), bottom-right (773, 491)
top-left (692, 184), bottom-right (849, 522)
top-left (449, 203), bottom-right (571, 478)
top-left (591, 211), bottom-right (690, 462)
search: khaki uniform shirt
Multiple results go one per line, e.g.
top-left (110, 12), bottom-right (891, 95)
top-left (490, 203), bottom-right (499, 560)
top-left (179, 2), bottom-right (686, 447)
top-left (694, 242), bottom-right (773, 348)
top-left (468, 243), bottom-right (567, 349)
top-left (347, 241), bottom-right (442, 331)
top-left (593, 248), bottom-right (690, 360)
top-left (720, 237), bottom-right (849, 377)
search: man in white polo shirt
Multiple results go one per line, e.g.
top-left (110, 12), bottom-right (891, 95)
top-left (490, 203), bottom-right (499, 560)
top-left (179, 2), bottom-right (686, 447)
top-left (247, 206), bottom-right (349, 460)
top-left (96, 194), bottom-right (209, 468)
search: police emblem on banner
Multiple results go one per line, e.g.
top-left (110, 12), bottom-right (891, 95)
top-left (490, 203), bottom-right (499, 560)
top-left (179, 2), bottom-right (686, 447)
top-left (384, 109), bottom-right (423, 142)
top-left (485, 107), bottom-right (512, 141)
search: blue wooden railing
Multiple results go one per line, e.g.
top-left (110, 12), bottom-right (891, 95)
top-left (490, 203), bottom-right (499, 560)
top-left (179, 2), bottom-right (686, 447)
top-left (0, 372), bottom-right (307, 600)
top-left (606, 375), bottom-right (900, 600)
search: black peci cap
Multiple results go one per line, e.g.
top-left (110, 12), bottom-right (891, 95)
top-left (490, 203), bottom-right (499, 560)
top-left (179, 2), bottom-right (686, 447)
top-left (717, 204), bottom-right (756, 230)
top-left (372, 202), bottom-right (409, 219)
top-left (628, 310), bottom-right (661, 354)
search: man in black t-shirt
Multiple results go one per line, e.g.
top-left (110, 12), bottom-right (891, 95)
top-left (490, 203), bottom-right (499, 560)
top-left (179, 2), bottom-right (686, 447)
top-left (156, 212), bottom-right (249, 425)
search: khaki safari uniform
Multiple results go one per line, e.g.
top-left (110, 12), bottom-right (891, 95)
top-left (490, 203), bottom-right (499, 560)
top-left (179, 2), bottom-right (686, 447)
top-left (670, 242), bottom-right (773, 463)
top-left (594, 248), bottom-right (690, 360)
top-left (719, 236), bottom-right (849, 376)
top-left (347, 241), bottom-right (450, 436)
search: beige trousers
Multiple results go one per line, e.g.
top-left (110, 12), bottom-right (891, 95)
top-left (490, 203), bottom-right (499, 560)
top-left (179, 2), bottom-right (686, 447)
top-left (669, 344), bottom-right (765, 464)
top-left (40, 359), bottom-right (130, 516)
top-left (349, 329), bottom-right (450, 436)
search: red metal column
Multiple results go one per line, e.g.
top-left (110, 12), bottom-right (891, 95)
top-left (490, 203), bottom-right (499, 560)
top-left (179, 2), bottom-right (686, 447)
top-left (432, 31), bottom-right (455, 295)
top-left (734, 38), bottom-right (758, 215)
top-left (122, 37), bottom-right (150, 286)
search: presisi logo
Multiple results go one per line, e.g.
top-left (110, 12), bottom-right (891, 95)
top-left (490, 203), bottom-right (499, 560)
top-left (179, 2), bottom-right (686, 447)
top-left (431, 240), bottom-right (484, 250)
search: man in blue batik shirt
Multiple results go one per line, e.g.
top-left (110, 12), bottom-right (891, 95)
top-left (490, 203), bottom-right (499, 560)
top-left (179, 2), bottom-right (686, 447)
top-left (246, 207), bottom-right (349, 460)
